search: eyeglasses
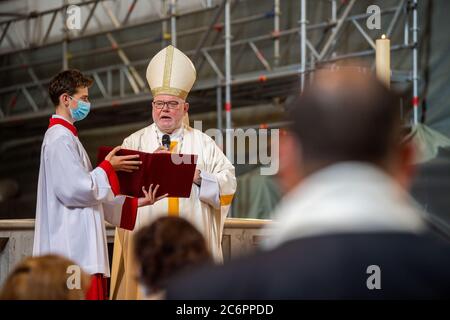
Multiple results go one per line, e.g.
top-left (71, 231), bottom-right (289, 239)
top-left (152, 100), bottom-right (182, 110)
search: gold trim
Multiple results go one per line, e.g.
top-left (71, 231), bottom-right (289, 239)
top-left (169, 141), bottom-right (178, 152)
top-left (168, 138), bottom-right (179, 217)
top-left (168, 197), bottom-right (179, 217)
top-left (220, 194), bottom-right (234, 206)
top-left (163, 45), bottom-right (174, 88)
top-left (151, 87), bottom-right (189, 100)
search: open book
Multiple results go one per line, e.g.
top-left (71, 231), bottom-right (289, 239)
top-left (97, 146), bottom-right (198, 198)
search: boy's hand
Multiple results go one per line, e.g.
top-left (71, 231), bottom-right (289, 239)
top-left (105, 146), bottom-right (142, 173)
top-left (138, 184), bottom-right (168, 207)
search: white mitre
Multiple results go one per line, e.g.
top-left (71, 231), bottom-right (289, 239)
top-left (146, 45), bottom-right (197, 101)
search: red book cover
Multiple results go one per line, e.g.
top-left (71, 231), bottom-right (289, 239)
top-left (97, 146), bottom-right (198, 198)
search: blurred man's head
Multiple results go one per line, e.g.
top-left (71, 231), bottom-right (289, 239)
top-left (278, 68), bottom-right (414, 193)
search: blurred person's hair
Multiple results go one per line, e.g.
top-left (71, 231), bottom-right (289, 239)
top-left (0, 254), bottom-right (90, 300)
top-left (134, 217), bottom-right (212, 294)
top-left (286, 66), bottom-right (404, 174)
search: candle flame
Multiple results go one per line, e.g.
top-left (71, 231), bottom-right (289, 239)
top-left (381, 34), bottom-right (386, 39)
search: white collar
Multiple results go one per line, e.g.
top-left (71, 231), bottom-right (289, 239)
top-left (153, 123), bottom-right (184, 140)
top-left (263, 162), bottom-right (428, 249)
top-left (52, 114), bottom-right (73, 124)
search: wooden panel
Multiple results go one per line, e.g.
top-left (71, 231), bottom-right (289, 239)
top-left (0, 218), bottom-right (273, 286)
top-left (221, 235), bottom-right (231, 261)
top-left (0, 238), bottom-right (8, 253)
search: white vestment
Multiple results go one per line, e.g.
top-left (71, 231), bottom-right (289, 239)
top-left (263, 162), bottom-right (428, 250)
top-left (110, 123), bottom-right (236, 299)
top-left (33, 115), bottom-right (138, 277)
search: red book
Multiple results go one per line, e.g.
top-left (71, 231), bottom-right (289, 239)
top-left (97, 146), bottom-right (198, 198)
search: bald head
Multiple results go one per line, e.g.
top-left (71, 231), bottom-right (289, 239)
top-left (287, 69), bottom-right (404, 174)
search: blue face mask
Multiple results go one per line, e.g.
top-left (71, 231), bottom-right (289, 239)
top-left (69, 96), bottom-right (91, 122)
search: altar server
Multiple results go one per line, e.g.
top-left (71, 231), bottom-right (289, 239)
top-left (33, 69), bottom-right (166, 299)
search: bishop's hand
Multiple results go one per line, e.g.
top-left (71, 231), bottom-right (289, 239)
top-left (193, 169), bottom-right (202, 186)
top-left (153, 146), bottom-right (170, 154)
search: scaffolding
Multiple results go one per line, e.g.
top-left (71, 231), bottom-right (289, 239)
top-left (0, 0), bottom-right (419, 156)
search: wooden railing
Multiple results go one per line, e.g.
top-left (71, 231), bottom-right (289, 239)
top-left (0, 218), bottom-right (272, 286)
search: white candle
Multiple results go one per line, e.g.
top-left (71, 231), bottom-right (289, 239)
top-left (376, 34), bottom-right (391, 88)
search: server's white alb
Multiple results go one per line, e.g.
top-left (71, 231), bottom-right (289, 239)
top-left (33, 115), bottom-right (135, 277)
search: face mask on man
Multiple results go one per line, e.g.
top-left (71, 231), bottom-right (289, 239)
top-left (69, 96), bottom-right (91, 122)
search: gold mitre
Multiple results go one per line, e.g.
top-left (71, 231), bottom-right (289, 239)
top-left (146, 45), bottom-right (197, 101)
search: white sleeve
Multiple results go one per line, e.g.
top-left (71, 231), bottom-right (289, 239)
top-left (103, 195), bottom-right (138, 230)
top-left (46, 136), bottom-right (116, 208)
top-left (199, 171), bottom-right (221, 209)
top-left (103, 195), bottom-right (126, 226)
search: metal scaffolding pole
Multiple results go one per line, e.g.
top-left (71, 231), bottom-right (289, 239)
top-left (89, 0), bottom-right (145, 92)
top-left (216, 77), bottom-right (223, 148)
top-left (0, 21), bottom-right (11, 48)
top-left (171, 0), bottom-right (177, 47)
top-left (4, 30), bottom-right (50, 109)
top-left (0, 0), bottom-right (221, 57)
top-left (331, 0), bottom-right (337, 58)
top-left (386, 0), bottom-right (406, 38)
top-left (0, 4), bottom-right (406, 79)
top-left (0, 14), bottom-right (312, 75)
top-left (0, 43), bottom-right (414, 124)
top-left (318, 0), bottom-right (356, 61)
top-left (309, 48), bottom-right (315, 84)
top-left (224, 0), bottom-right (232, 161)
top-left (62, 39), bottom-right (68, 70)
top-left (96, 6), bottom-right (401, 55)
top-left (299, 0), bottom-right (306, 91)
top-left (404, 2), bottom-right (409, 46)
top-left (81, 0), bottom-right (99, 35)
top-left (3, 2), bottom-right (375, 74)
top-left (196, 0), bottom-right (239, 82)
top-left (273, 0), bottom-right (280, 67)
top-left (62, 4), bottom-right (69, 71)
top-left (412, 0), bottom-right (419, 125)
top-left (161, 0), bottom-right (169, 47)
top-left (122, 0), bottom-right (138, 26)
top-left (192, 0), bottom-right (226, 63)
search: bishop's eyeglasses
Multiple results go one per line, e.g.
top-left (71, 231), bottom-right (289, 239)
top-left (152, 100), bottom-right (182, 110)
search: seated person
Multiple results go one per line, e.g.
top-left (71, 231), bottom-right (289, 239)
top-left (166, 68), bottom-right (450, 300)
top-left (0, 254), bottom-right (90, 300)
top-left (134, 216), bottom-right (212, 299)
